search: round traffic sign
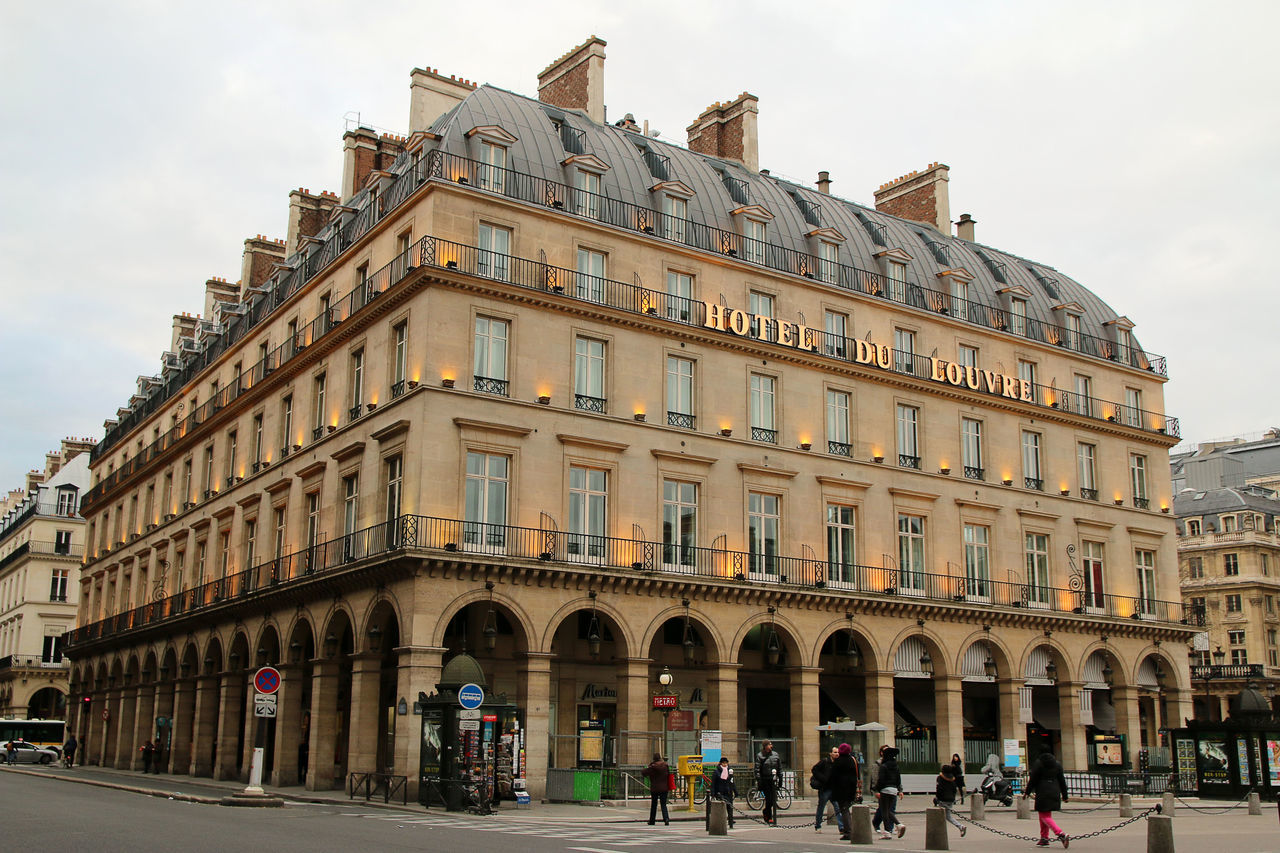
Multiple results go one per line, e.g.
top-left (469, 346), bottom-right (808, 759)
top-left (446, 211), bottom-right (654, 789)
top-left (253, 666), bottom-right (281, 695)
top-left (458, 683), bottom-right (485, 710)
top-left (101, 708), bottom-right (109, 721)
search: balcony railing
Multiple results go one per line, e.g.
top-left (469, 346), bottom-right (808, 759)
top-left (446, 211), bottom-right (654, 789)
top-left (473, 376), bottom-right (509, 397)
top-left (1134, 496), bottom-right (1150, 510)
top-left (899, 454), bottom-right (921, 470)
top-left (1025, 477), bottom-right (1044, 491)
top-left (574, 394), bottom-right (607, 413)
top-left (829, 441), bottom-right (852, 457)
top-left (1080, 488), bottom-right (1099, 501)
top-left (752, 427), bottom-right (777, 444)
top-left (65, 513), bottom-right (1198, 651)
top-left (391, 380), bottom-right (407, 399)
top-left (1190, 663), bottom-right (1265, 680)
top-left (964, 466), bottom-right (985, 481)
top-left (667, 412), bottom-right (695, 430)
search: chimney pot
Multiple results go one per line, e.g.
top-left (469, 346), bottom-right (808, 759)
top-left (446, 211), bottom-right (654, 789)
top-left (955, 213), bottom-right (976, 242)
top-left (817, 170), bottom-right (832, 194)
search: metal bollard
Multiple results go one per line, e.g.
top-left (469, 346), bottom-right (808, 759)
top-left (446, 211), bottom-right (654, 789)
top-left (1161, 790), bottom-right (1176, 816)
top-left (1119, 792), bottom-right (1133, 817)
top-left (969, 794), bottom-right (985, 821)
top-left (1146, 813), bottom-right (1174, 853)
top-left (1248, 791), bottom-right (1261, 815)
top-left (848, 803), bottom-right (873, 844)
top-left (1016, 794), bottom-right (1031, 820)
top-left (924, 807), bottom-right (950, 850)
top-left (707, 799), bottom-right (728, 836)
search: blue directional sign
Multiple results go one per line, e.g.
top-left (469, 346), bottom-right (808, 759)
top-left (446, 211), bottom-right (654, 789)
top-left (458, 683), bottom-right (485, 710)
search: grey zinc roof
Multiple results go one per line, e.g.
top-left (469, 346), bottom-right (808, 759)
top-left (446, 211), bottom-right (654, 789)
top-left (1174, 485), bottom-right (1280, 521)
top-left (428, 85), bottom-right (1141, 344)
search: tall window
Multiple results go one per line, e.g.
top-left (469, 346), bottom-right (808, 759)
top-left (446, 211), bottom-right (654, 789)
top-left (243, 519), bottom-right (257, 572)
top-left (183, 458), bottom-right (193, 504)
top-left (1135, 549), bottom-right (1157, 614)
top-left (56, 489), bottom-right (77, 516)
top-left (54, 530), bottom-right (72, 556)
top-left (886, 261), bottom-right (906, 302)
top-left (1074, 374), bottom-right (1092, 417)
top-left (893, 328), bottom-right (915, 374)
top-left (576, 247), bottom-right (606, 302)
top-left (824, 310), bottom-right (848, 358)
top-left (897, 514), bottom-right (925, 591)
top-left (477, 223), bottom-right (511, 281)
top-left (1188, 556), bottom-right (1204, 578)
top-left (1226, 593), bottom-right (1243, 613)
top-left (574, 337), bottom-right (606, 411)
top-left (1116, 328), bottom-right (1133, 365)
top-left (306, 493), bottom-right (321, 550)
top-left (473, 316), bottom-right (509, 392)
top-left (574, 169), bottom-right (601, 218)
top-left (1021, 431), bottom-right (1042, 490)
top-left (1082, 541), bottom-right (1105, 609)
top-left (961, 418), bottom-right (984, 480)
top-left (666, 356), bottom-right (695, 428)
top-left (896, 404), bottom-right (919, 468)
top-left (478, 141), bottom-right (506, 193)
top-left (826, 505), bottom-right (856, 584)
top-left (49, 569), bottom-right (69, 602)
top-left (385, 456), bottom-right (403, 522)
top-left (1224, 553), bottom-right (1239, 576)
top-left (280, 395), bottom-right (293, 451)
top-left (662, 480), bottom-right (697, 568)
top-left (666, 271), bottom-right (693, 321)
top-left (392, 322), bottom-right (408, 393)
top-left (1124, 388), bottom-right (1142, 427)
top-left (273, 506), bottom-right (287, 560)
top-left (826, 390), bottom-right (851, 455)
top-left (748, 492), bottom-right (780, 576)
top-left (568, 466), bottom-right (607, 560)
top-left (1130, 454), bottom-right (1149, 508)
top-left (749, 291), bottom-right (775, 337)
top-left (749, 374), bottom-right (776, 442)
top-left (817, 241), bottom-right (840, 283)
top-left (42, 634), bottom-right (65, 665)
top-left (1025, 533), bottom-right (1050, 604)
top-left (661, 194), bottom-right (688, 242)
top-left (742, 218), bottom-right (767, 264)
top-left (196, 540), bottom-right (207, 585)
top-left (957, 344), bottom-right (978, 368)
top-left (202, 446), bottom-right (215, 495)
top-left (350, 349), bottom-right (365, 418)
top-left (252, 414), bottom-right (264, 466)
top-left (312, 373), bottom-right (327, 435)
top-left (1077, 443), bottom-right (1097, 499)
top-left (464, 451), bottom-right (508, 550)
top-left (1010, 298), bottom-right (1027, 335)
top-left (1017, 359), bottom-right (1036, 389)
top-left (342, 475), bottom-right (360, 560)
top-left (1065, 313), bottom-right (1081, 350)
top-left (963, 524), bottom-right (990, 597)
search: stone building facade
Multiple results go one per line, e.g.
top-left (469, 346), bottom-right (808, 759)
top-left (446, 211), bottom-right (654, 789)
top-left (66, 38), bottom-right (1195, 796)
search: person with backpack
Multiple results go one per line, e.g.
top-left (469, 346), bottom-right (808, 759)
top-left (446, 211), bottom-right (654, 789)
top-left (1025, 751), bottom-right (1070, 848)
top-left (934, 763), bottom-right (966, 837)
top-left (872, 745), bottom-right (906, 839)
top-left (829, 743), bottom-right (861, 841)
top-left (811, 746), bottom-right (843, 833)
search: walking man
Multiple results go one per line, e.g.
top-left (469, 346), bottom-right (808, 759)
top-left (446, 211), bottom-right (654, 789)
top-left (140, 740), bottom-right (155, 773)
top-left (642, 752), bottom-right (671, 825)
top-left (755, 740), bottom-right (781, 825)
top-left (62, 733), bottom-right (77, 768)
top-left (812, 746), bottom-right (844, 833)
top-left (829, 743), bottom-right (861, 841)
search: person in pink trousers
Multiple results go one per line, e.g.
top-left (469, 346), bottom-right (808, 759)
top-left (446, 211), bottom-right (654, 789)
top-left (1025, 751), bottom-right (1070, 848)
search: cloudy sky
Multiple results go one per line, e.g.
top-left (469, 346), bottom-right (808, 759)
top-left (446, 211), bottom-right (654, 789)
top-left (1, 1), bottom-right (1276, 490)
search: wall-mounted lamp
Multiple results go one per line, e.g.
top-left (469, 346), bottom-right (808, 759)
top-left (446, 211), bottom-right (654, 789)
top-left (984, 656), bottom-right (998, 679)
top-left (1060, 487), bottom-right (1071, 496)
top-left (872, 454), bottom-right (884, 464)
top-left (368, 624), bottom-right (383, 654)
top-left (634, 413), bottom-right (646, 422)
top-left (1002, 476), bottom-right (1013, 486)
top-left (800, 442), bottom-right (812, 451)
top-left (441, 378), bottom-right (455, 389)
top-left (1114, 498), bottom-right (1124, 506)
top-left (1102, 661), bottom-right (1115, 687)
top-left (938, 466), bottom-right (951, 475)
top-left (536, 395), bottom-right (551, 405)
top-left (719, 428), bottom-right (733, 437)
top-left (323, 631), bottom-right (338, 659)
top-left (1045, 660), bottom-right (1058, 684)
top-left (483, 581), bottom-right (498, 650)
top-left (587, 590), bottom-right (602, 658)
top-left (407, 380), bottom-right (419, 390)
top-left (682, 599), bottom-right (696, 665)
top-left (765, 605), bottom-right (781, 667)
top-left (920, 652), bottom-right (934, 676)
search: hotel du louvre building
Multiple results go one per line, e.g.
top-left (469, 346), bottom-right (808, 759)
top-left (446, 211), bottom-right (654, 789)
top-left (66, 38), bottom-right (1199, 797)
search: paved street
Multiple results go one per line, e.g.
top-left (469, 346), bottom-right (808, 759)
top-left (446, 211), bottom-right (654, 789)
top-left (3, 765), bottom-right (1278, 852)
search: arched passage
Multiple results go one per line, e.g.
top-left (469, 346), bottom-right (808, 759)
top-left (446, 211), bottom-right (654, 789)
top-left (734, 611), bottom-right (803, 769)
top-left (309, 609), bottom-right (354, 790)
top-left (890, 631), bottom-right (950, 770)
top-left (1021, 643), bottom-right (1072, 765)
top-left (280, 617), bottom-right (315, 787)
top-left (27, 686), bottom-right (65, 720)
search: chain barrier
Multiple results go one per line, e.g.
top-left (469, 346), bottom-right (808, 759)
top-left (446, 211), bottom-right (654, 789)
top-left (1060, 795), bottom-right (1120, 814)
top-left (1171, 790), bottom-right (1254, 814)
top-left (957, 803), bottom-right (1163, 843)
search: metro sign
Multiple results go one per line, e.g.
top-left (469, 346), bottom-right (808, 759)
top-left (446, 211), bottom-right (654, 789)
top-left (652, 694), bottom-right (679, 710)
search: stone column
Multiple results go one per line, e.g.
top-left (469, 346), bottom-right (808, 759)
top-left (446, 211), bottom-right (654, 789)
top-left (615, 657), bottom-right (654, 765)
top-left (346, 653), bottom-right (384, 775)
top-left (101, 687), bottom-right (121, 766)
top-left (865, 672), bottom-right (896, 738)
top-left (997, 678), bottom-right (1022, 751)
top-left (518, 651), bottom-right (553, 800)
top-left (934, 675), bottom-right (966, 767)
top-left (789, 666), bottom-right (822, 770)
top-left (169, 679), bottom-right (196, 775)
top-left (394, 645), bottom-right (446, 799)
top-left (214, 671), bottom-right (246, 780)
top-left (306, 658), bottom-right (341, 790)
top-left (705, 663), bottom-right (741, 759)
top-left (190, 675), bottom-right (220, 776)
top-left (1165, 686), bottom-right (1193, 730)
top-left (153, 681), bottom-right (174, 773)
top-left (1111, 686), bottom-right (1142, 771)
top-left (271, 663), bottom-right (305, 786)
top-left (1056, 682), bottom-right (1087, 772)
top-left (112, 684), bottom-right (138, 769)
top-left (130, 682), bottom-right (157, 771)
top-left (87, 688), bottom-right (105, 765)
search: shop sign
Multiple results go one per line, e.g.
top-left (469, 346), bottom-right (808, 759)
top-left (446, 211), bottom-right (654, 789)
top-left (580, 683), bottom-right (618, 701)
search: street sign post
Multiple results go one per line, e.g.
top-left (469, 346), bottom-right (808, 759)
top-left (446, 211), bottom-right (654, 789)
top-left (459, 683), bottom-right (485, 710)
top-left (253, 667), bottom-right (281, 695)
top-left (254, 694), bottom-right (278, 718)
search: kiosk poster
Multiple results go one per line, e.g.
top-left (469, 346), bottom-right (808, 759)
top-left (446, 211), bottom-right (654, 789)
top-left (421, 707), bottom-right (442, 776)
top-left (1236, 739), bottom-right (1251, 786)
top-left (1198, 738), bottom-right (1230, 784)
top-left (1267, 740), bottom-right (1280, 786)
top-left (1176, 739), bottom-right (1196, 777)
top-left (1093, 736), bottom-right (1123, 766)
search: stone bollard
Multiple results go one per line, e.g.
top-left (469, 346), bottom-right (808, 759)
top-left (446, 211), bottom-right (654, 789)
top-left (924, 807), bottom-right (950, 850)
top-left (1146, 813), bottom-right (1174, 853)
top-left (848, 803), bottom-right (873, 844)
top-left (1248, 791), bottom-right (1261, 815)
top-left (969, 794), bottom-right (985, 821)
top-left (1016, 794), bottom-right (1031, 820)
top-left (707, 799), bottom-right (728, 836)
top-left (1119, 792), bottom-right (1133, 817)
top-left (1162, 791), bottom-right (1176, 816)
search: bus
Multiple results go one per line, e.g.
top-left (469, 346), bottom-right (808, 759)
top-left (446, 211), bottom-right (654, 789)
top-left (0, 719), bottom-right (66, 754)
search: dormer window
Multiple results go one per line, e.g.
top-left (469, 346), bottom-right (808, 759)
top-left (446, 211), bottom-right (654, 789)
top-left (805, 226), bottom-right (845, 284)
top-left (465, 126), bottom-right (518, 193)
top-left (662, 194), bottom-right (688, 242)
top-left (743, 218), bottom-right (767, 263)
top-left (1065, 312), bottom-right (1082, 350)
top-left (575, 169), bottom-right (601, 219)
top-left (1010, 297), bottom-right (1027, 336)
top-left (818, 241), bottom-right (839, 283)
top-left (1116, 327), bottom-right (1133, 365)
top-left (874, 248), bottom-right (912, 302)
top-left (1186, 519), bottom-right (1201, 536)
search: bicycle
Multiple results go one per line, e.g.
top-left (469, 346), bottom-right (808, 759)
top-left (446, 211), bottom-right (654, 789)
top-left (746, 778), bottom-right (793, 811)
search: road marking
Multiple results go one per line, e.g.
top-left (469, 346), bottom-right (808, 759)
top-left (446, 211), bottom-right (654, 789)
top-left (567, 848), bottom-right (632, 853)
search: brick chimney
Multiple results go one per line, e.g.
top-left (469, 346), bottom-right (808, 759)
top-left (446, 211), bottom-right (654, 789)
top-left (203, 277), bottom-right (241, 321)
top-left (341, 128), bottom-right (408, 201)
top-left (686, 93), bottom-right (759, 172)
top-left (171, 312), bottom-right (198, 352)
top-left (409, 66), bottom-right (477, 133)
top-left (817, 171), bottom-right (832, 195)
top-left (240, 235), bottom-right (286, 290)
top-left (955, 213), bottom-right (976, 242)
top-left (873, 162), bottom-right (950, 233)
top-left (537, 36), bottom-right (607, 124)
top-left (286, 188), bottom-right (340, 256)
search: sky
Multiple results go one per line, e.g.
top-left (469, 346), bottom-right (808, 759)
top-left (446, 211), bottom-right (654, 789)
top-left (1, 0), bottom-right (1277, 491)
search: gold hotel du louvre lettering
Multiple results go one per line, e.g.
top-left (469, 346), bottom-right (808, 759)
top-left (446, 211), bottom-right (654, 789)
top-left (702, 301), bottom-right (1034, 402)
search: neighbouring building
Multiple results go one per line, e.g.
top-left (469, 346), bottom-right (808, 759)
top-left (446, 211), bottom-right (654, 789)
top-left (0, 438), bottom-right (92, 718)
top-left (65, 37), bottom-right (1196, 798)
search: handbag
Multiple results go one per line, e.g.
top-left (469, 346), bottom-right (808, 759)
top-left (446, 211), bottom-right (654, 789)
top-left (809, 774), bottom-right (821, 791)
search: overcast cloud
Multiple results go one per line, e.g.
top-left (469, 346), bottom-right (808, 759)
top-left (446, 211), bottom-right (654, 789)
top-left (1, 0), bottom-right (1276, 489)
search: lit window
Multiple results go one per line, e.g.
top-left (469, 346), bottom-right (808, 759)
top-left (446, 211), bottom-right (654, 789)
top-left (576, 248), bottom-right (607, 302)
top-left (662, 480), bottom-right (698, 569)
top-left (826, 505), bottom-right (857, 584)
top-left (748, 492), bottom-right (781, 576)
top-left (478, 223), bottom-right (512, 281)
top-left (963, 524), bottom-right (990, 598)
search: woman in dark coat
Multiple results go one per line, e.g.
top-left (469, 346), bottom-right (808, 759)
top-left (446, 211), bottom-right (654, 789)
top-left (1025, 751), bottom-right (1069, 848)
top-left (949, 752), bottom-right (965, 800)
top-left (828, 743), bottom-right (860, 840)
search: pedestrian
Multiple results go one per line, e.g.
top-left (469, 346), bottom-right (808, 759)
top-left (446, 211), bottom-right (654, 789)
top-left (755, 740), bottom-right (781, 825)
top-left (812, 746), bottom-right (843, 833)
top-left (870, 744), bottom-right (889, 834)
top-left (641, 752), bottom-right (671, 825)
top-left (62, 734), bottom-right (77, 768)
top-left (5, 740), bottom-right (16, 765)
top-left (151, 737), bottom-right (163, 774)
top-left (140, 740), bottom-right (154, 773)
top-left (829, 743), bottom-right (860, 841)
top-left (1025, 751), bottom-right (1070, 848)
top-left (710, 755), bottom-right (736, 828)
top-left (949, 752), bottom-right (966, 801)
top-left (872, 745), bottom-right (906, 840)
top-left (935, 763), bottom-right (966, 837)
top-left (298, 740), bottom-right (309, 782)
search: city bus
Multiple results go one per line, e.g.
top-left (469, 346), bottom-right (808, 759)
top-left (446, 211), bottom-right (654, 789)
top-left (0, 719), bottom-right (66, 754)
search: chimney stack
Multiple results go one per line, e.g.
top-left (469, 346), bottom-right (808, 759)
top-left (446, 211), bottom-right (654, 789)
top-left (341, 127), bottom-right (407, 201)
top-left (408, 66), bottom-right (477, 133)
top-left (955, 213), bottom-right (976, 242)
top-left (286, 188), bottom-right (340, 256)
top-left (817, 171), bottom-right (832, 195)
top-left (537, 36), bottom-right (607, 124)
top-left (170, 313), bottom-right (198, 353)
top-left (873, 162), bottom-right (950, 233)
top-left (240, 235), bottom-right (287, 291)
top-left (203, 277), bottom-right (241, 321)
top-left (686, 93), bottom-right (759, 172)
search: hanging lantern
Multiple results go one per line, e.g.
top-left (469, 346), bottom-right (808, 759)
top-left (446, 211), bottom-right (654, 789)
top-left (919, 651), bottom-right (934, 676)
top-left (1045, 659), bottom-right (1058, 684)
top-left (984, 656), bottom-right (998, 679)
top-left (765, 629), bottom-right (781, 667)
top-left (1102, 661), bottom-right (1115, 687)
top-left (846, 631), bottom-right (862, 669)
top-left (587, 612), bottom-right (602, 657)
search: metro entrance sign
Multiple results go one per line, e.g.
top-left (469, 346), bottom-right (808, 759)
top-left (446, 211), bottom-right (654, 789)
top-left (652, 694), bottom-right (679, 710)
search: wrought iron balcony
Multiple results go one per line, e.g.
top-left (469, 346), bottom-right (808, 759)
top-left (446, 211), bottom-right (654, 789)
top-left (964, 466), bottom-right (985, 481)
top-left (349, 405), bottom-right (363, 423)
top-left (391, 380), bottom-right (406, 399)
top-left (752, 427), bottom-right (777, 444)
top-left (1025, 477), bottom-right (1044, 491)
top-left (1134, 496), bottom-right (1150, 510)
top-left (473, 376), bottom-right (509, 397)
top-left (828, 441), bottom-right (851, 457)
top-left (667, 411), bottom-right (695, 430)
top-left (574, 394), bottom-right (607, 413)
top-left (899, 454), bottom-right (921, 470)
top-left (1080, 488), bottom-right (1098, 501)
top-left (311, 427), bottom-right (324, 441)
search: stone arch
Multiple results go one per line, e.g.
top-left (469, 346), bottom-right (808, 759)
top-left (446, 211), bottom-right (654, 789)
top-left (285, 614), bottom-right (316, 663)
top-left (1078, 642), bottom-right (1129, 688)
top-left (729, 608), bottom-right (805, 668)
top-left (952, 630), bottom-right (1015, 680)
top-left (94, 660), bottom-right (109, 688)
top-left (362, 597), bottom-right (403, 655)
top-left (319, 606), bottom-right (356, 659)
top-left (227, 629), bottom-right (251, 673)
top-left (641, 603), bottom-right (723, 667)
top-left (432, 587), bottom-right (535, 653)
top-left (203, 635), bottom-right (224, 676)
top-left (810, 617), bottom-right (881, 673)
top-left (885, 625), bottom-right (951, 677)
top-left (179, 640), bottom-right (199, 678)
top-left (357, 587), bottom-right (409, 649)
top-left (1017, 638), bottom-right (1074, 684)
top-left (543, 595), bottom-right (636, 660)
top-left (124, 653), bottom-right (141, 684)
top-left (1133, 648), bottom-right (1178, 690)
top-left (254, 623), bottom-right (282, 668)
top-left (109, 656), bottom-right (125, 685)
